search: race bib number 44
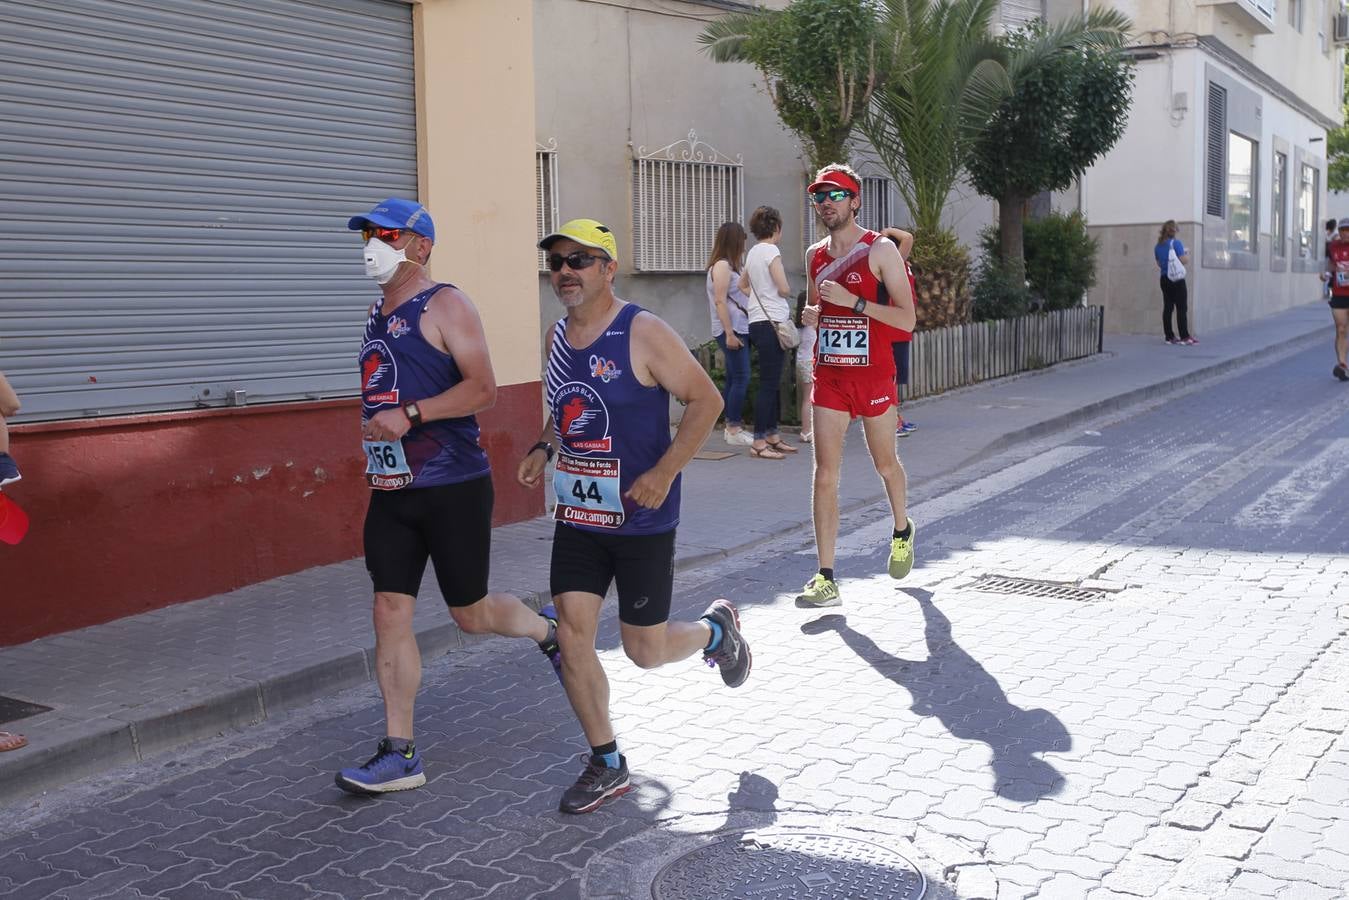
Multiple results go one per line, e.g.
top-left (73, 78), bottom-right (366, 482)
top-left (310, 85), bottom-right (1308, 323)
top-left (364, 439), bottom-right (412, 490)
top-left (553, 454), bottom-right (624, 529)
top-left (817, 315), bottom-right (870, 367)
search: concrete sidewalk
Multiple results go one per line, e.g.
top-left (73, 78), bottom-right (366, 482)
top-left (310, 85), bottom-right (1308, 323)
top-left (0, 301), bottom-right (1334, 809)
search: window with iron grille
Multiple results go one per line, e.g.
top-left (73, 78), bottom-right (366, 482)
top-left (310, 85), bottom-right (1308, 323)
top-left (1205, 83), bottom-right (1228, 218)
top-left (632, 131), bottom-right (743, 272)
top-left (536, 141), bottom-right (559, 272)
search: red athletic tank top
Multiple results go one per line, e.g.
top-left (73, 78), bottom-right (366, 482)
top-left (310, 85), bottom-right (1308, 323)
top-left (809, 230), bottom-right (908, 378)
top-left (1330, 240), bottom-right (1349, 297)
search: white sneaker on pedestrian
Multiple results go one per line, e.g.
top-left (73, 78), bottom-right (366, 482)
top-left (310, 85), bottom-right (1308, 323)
top-left (724, 429), bottom-right (754, 446)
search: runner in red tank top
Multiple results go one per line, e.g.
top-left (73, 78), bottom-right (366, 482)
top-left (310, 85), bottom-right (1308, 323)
top-left (797, 164), bottom-right (918, 609)
top-left (1324, 218), bottom-right (1349, 381)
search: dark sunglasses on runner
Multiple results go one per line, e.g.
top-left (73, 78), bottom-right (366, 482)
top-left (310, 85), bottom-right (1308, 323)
top-left (811, 189), bottom-right (855, 204)
top-left (546, 251), bottom-right (607, 272)
top-left (361, 226), bottom-right (405, 243)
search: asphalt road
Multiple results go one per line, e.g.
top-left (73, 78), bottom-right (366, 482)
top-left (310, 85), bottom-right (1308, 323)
top-left (3, 345), bottom-right (1348, 900)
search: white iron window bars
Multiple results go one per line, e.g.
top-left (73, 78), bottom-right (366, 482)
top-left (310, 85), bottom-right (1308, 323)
top-left (536, 140), bottom-right (559, 272)
top-left (632, 130), bottom-right (743, 272)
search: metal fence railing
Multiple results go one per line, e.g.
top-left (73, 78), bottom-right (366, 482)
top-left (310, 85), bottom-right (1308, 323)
top-left (694, 306), bottom-right (1104, 425)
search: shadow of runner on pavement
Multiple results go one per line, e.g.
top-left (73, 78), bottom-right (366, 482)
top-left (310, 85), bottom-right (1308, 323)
top-left (801, 588), bottom-right (1071, 803)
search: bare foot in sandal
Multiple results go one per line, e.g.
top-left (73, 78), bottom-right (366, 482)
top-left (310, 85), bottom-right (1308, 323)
top-left (749, 443), bottom-right (785, 460)
top-left (0, 732), bottom-right (28, 752)
top-left (766, 437), bottom-right (798, 453)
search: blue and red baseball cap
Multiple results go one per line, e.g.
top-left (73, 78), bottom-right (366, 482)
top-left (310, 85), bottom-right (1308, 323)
top-left (347, 198), bottom-right (435, 241)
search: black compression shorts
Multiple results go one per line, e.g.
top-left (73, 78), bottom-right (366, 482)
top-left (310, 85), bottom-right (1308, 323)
top-left (549, 523), bottom-right (675, 627)
top-left (363, 475), bottom-right (493, 607)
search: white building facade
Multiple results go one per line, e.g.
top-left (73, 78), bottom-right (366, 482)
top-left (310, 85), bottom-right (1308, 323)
top-left (1061, 0), bottom-right (1345, 333)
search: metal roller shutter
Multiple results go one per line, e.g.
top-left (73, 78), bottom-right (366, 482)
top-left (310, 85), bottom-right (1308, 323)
top-left (0, 0), bottom-right (416, 421)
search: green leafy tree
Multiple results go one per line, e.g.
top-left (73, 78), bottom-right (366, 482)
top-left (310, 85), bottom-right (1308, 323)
top-left (1327, 53), bottom-right (1349, 192)
top-left (966, 14), bottom-right (1133, 283)
top-left (697, 0), bottom-right (891, 170)
top-left (859, 0), bottom-right (1010, 326)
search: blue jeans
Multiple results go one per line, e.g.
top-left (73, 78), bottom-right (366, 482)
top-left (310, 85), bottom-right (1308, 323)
top-left (716, 331), bottom-right (750, 427)
top-left (748, 321), bottom-right (786, 439)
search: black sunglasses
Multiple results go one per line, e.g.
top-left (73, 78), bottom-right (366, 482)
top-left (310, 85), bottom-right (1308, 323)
top-left (547, 251), bottom-right (608, 272)
top-left (811, 189), bottom-right (855, 204)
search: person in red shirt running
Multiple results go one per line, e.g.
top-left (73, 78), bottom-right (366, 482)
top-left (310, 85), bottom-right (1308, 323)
top-left (797, 164), bottom-right (918, 608)
top-left (1324, 218), bottom-right (1349, 381)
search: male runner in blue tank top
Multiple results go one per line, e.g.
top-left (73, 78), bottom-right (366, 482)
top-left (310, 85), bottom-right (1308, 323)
top-left (518, 219), bottom-right (753, 814)
top-left (333, 198), bottom-right (562, 795)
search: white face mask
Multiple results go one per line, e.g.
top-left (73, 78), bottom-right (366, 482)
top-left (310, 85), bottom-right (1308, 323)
top-left (363, 237), bottom-right (414, 284)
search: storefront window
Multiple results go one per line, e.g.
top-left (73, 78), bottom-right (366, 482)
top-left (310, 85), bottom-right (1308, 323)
top-left (1272, 151), bottom-right (1286, 257)
top-left (1226, 132), bottom-right (1257, 255)
top-left (1298, 163), bottom-right (1318, 259)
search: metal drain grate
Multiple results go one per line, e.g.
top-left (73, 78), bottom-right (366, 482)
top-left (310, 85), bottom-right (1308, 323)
top-left (970, 574), bottom-right (1108, 602)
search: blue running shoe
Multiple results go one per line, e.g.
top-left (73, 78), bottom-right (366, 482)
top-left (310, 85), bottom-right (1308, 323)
top-left (0, 452), bottom-right (20, 488)
top-left (335, 738), bottom-right (425, 795)
top-left (897, 421), bottom-right (918, 437)
top-left (538, 604), bottom-right (563, 683)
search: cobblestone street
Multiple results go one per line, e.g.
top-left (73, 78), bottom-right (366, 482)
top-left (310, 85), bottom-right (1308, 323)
top-left (3, 343), bottom-right (1348, 899)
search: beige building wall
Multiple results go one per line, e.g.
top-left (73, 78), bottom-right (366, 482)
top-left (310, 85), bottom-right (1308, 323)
top-left (416, 0), bottom-right (540, 387)
top-left (533, 0), bottom-right (822, 351)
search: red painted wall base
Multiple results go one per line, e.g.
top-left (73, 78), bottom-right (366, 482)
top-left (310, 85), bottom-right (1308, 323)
top-left (0, 383), bottom-right (543, 646)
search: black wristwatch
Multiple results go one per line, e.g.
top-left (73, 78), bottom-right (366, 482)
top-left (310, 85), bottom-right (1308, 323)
top-left (530, 441), bottom-right (554, 461)
top-left (852, 296), bottom-right (868, 315)
top-left (402, 401), bottom-right (423, 427)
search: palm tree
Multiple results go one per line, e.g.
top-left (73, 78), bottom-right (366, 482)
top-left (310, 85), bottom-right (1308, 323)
top-left (862, 0), bottom-right (1133, 326)
top-left (697, 0), bottom-right (891, 172)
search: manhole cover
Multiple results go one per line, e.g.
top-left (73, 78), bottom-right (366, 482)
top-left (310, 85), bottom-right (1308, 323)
top-left (970, 574), bottom-right (1107, 602)
top-left (0, 695), bottom-right (53, 726)
top-left (651, 829), bottom-right (926, 899)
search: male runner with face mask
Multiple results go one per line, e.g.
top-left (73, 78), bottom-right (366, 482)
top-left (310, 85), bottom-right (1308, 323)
top-left (334, 198), bottom-right (561, 795)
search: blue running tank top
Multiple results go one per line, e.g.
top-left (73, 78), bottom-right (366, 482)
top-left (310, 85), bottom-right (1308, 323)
top-left (359, 284), bottom-right (490, 490)
top-left (546, 302), bottom-right (679, 535)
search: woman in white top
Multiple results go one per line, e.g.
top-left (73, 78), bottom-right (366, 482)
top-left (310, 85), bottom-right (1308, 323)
top-left (738, 205), bottom-right (798, 459)
top-left (706, 222), bottom-right (754, 446)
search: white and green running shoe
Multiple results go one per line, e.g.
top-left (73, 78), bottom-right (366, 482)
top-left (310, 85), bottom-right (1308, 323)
top-left (888, 517), bottom-right (916, 580)
top-left (795, 573), bottom-right (841, 608)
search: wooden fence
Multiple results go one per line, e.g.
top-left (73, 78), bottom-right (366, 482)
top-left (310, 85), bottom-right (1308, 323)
top-left (694, 305), bottom-right (1104, 424)
top-left (903, 305), bottom-right (1103, 400)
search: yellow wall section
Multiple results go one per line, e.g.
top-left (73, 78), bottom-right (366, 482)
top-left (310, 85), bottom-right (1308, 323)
top-left (414, 0), bottom-right (540, 387)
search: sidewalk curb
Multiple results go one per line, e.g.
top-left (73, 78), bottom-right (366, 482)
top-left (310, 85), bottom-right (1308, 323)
top-left (1, 319), bottom-right (1328, 808)
top-left (967, 325), bottom-right (1327, 464)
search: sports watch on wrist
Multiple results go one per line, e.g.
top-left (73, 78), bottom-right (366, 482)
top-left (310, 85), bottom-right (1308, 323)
top-left (402, 401), bottom-right (423, 427)
top-left (530, 441), bottom-right (554, 461)
top-left (852, 296), bottom-right (868, 315)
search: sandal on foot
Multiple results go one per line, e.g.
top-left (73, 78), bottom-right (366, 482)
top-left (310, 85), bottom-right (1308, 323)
top-left (0, 732), bottom-right (28, 752)
top-left (766, 439), bottom-right (798, 453)
top-left (749, 445), bottom-right (785, 460)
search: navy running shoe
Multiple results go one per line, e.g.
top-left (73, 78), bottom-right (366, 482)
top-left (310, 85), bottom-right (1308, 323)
top-left (335, 738), bottom-right (426, 795)
top-left (0, 452), bottom-right (20, 488)
top-left (538, 604), bottom-right (563, 683)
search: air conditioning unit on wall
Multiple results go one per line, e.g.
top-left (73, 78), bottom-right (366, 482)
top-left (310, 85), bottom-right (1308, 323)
top-left (1334, 11), bottom-right (1349, 43)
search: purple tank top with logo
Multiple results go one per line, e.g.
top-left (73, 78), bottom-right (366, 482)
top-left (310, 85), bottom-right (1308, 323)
top-left (359, 284), bottom-right (490, 490)
top-left (546, 302), bottom-right (678, 535)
